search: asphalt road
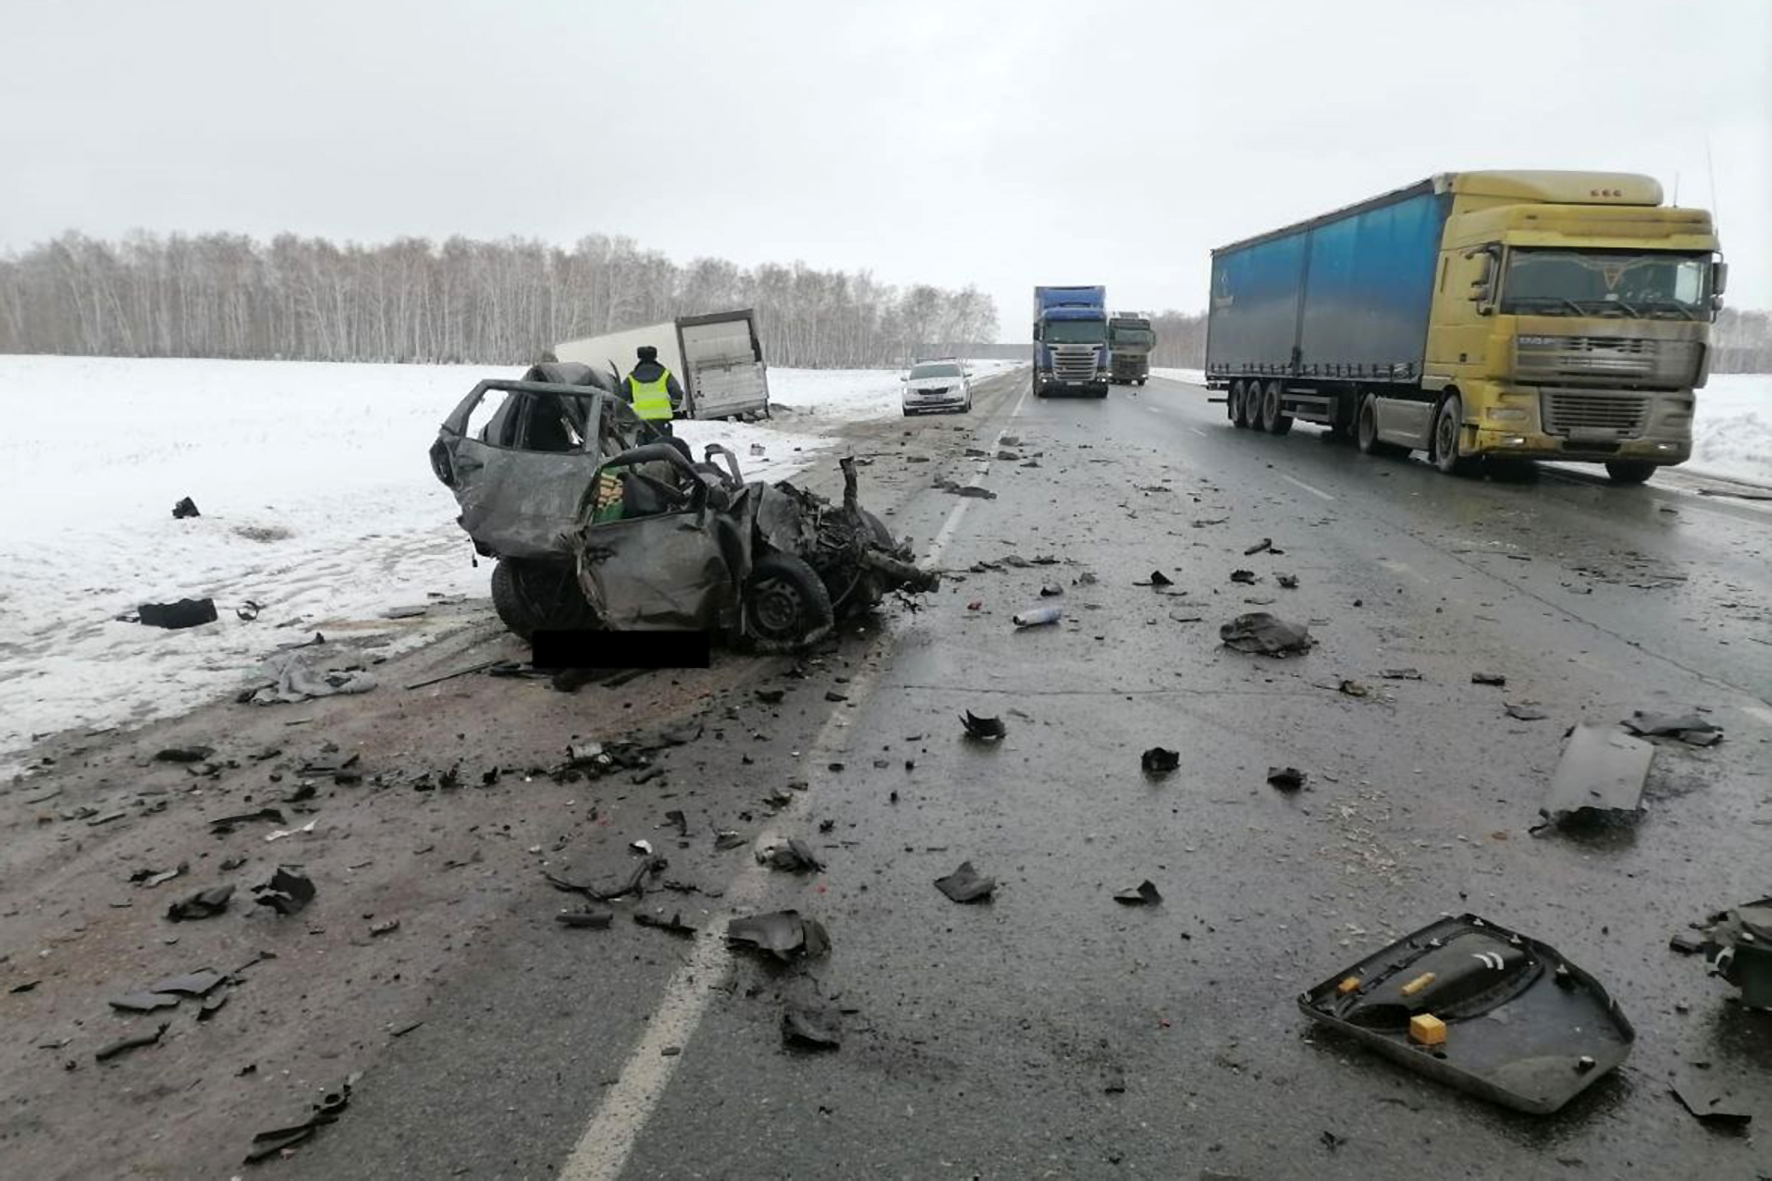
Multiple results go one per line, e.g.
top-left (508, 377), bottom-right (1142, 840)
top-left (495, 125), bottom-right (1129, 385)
top-left (19, 370), bottom-right (1764, 1179)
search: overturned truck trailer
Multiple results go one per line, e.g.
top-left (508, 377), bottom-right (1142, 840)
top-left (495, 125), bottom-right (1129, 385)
top-left (429, 369), bottom-right (931, 650)
top-left (553, 309), bottom-right (771, 421)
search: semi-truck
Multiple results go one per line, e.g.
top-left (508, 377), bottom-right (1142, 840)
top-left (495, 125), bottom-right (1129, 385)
top-left (553, 308), bottom-right (770, 420)
top-left (1107, 313), bottom-right (1154, 385)
top-left (1033, 285), bottom-right (1109, 397)
top-left (1205, 171), bottom-right (1725, 483)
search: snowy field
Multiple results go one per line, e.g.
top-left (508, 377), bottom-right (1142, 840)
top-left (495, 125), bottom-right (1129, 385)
top-left (771, 359), bottom-right (1022, 421)
top-left (0, 356), bottom-right (911, 772)
top-left (1152, 367), bottom-right (1769, 486)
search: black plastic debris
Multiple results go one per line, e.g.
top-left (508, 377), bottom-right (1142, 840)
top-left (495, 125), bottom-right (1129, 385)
top-left (130, 863), bottom-right (187, 888)
top-left (782, 1000), bottom-right (842, 1050)
top-left (96, 1023), bottom-right (168, 1062)
top-left (172, 497), bottom-right (201, 519)
top-left (1276, 573), bottom-right (1299, 589)
top-left (209, 807), bottom-right (286, 834)
top-left (1338, 680), bottom-right (1369, 698)
top-left (369, 919), bottom-right (400, 937)
top-left (727, 910), bottom-right (830, 960)
top-left (1700, 898), bottom-right (1772, 1009)
top-left (198, 993), bottom-right (230, 1021)
top-left (1504, 702), bottom-right (1548, 722)
top-left (664, 810), bottom-right (689, 838)
top-left (934, 860), bottom-right (996, 903)
top-left (1298, 913), bottom-right (1634, 1114)
top-left (1670, 1070), bottom-right (1753, 1129)
top-left (1141, 747), bottom-right (1180, 775)
top-left (252, 867), bottom-right (316, 916)
top-left (555, 909), bottom-right (614, 930)
top-left (1381, 668), bottom-right (1423, 680)
top-left (1471, 672), bottom-right (1507, 686)
top-left (1220, 613), bottom-right (1313, 657)
top-left (1538, 725), bottom-right (1651, 829)
top-left (714, 831), bottom-right (747, 851)
top-left (1267, 767), bottom-right (1306, 792)
top-left (243, 1077), bottom-right (355, 1164)
top-left (1230, 569), bottom-right (1258, 585)
top-left (150, 970), bottom-right (226, 997)
top-left (1114, 880), bottom-right (1162, 906)
top-left (546, 855), bottom-right (663, 903)
top-left (755, 688), bottom-right (786, 704)
top-left (1244, 538), bottom-right (1273, 556)
top-left (110, 991), bottom-right (182, 1013)
top-left (1134, 571), bottom-right (1174, 588)
top-left (1669, 931), bottom-right (1706, 956)
top-left (1039, 582), bottom-right (1063, 597)
top-left (763, 838), bottom-right (824, 873)
top-left (237, 600), bottom-right (263, 622)
top-left (138, 598), bottom-right (218, 630)
top-left (634, 912), bottom-right (697, 937)
top-left (961, 711), bottom-right (1007, 741)
top-left (1622, 710), bottom-right (1724, 748)
top-left (155, 745), bottom-right (215, 763)
top-left (166, 885), bottom-right (235, 922)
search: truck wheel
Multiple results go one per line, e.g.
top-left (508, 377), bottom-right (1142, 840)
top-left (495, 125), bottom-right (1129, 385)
top-left (1260, 380), bottom-right (1294, 435)
top-left (1231, 380), bottom-right (1251, 428)
top-left (1604, 460), bottom-right (1657, 485)
top-left (744, 553), bottom-right (835, 653)
top-left (1432, 394), bottom-right (1478, 476)
top-left (1357, 394), bottom-right (1399, 456)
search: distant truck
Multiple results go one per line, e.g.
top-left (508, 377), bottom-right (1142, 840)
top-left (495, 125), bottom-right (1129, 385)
top-left (554, 309), bottom-right (770, 420)
top-left (1107, 313), bottom-right (1154, 385)
top-left (1205, 171), bottom-right (1725, 483)
top-left (1033, 286), bottom-right (1109, 397)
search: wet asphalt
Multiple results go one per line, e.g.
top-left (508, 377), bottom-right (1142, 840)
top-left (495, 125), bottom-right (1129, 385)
top-left (286, 373), bottom-right (1771, 1179)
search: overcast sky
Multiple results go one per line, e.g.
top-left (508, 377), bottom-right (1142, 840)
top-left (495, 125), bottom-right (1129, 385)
top-left (4, 0), bottom-right (1768, 339)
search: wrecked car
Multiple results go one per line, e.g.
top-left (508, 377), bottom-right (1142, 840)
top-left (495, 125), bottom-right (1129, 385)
top-left (430, 365), bottom-right (934, 648)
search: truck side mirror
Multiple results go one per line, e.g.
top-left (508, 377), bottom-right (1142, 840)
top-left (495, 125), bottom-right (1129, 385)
top-left (1465, 247), bottom-right (1498, 315)
top-left (1712, 259), bottom-right (1728, 295)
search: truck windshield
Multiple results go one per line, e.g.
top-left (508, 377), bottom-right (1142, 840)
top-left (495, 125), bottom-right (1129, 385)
top-left (1110, 328), bottom-right (1155, 348)
top-left (1044, 319), bottom-right (1107, 344)
top-left (1501, 249), bottom-right (1710, 320)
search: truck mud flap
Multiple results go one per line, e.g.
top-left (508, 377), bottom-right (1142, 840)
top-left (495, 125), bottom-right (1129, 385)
top-left (1298, 913), bottom-right (1633, 1114)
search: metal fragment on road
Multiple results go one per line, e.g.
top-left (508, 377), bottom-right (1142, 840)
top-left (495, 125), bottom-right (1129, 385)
top-left (960, 711), bottom-right (1006, 740)
top-left (96, 1022), bottom-right (169, 1062)
top-left (1670, 1070), bottom-right (1753, 1128)
top-left (1141, 747), bottom-right (1180, 775)
top-left (252, 867), bottom-right (316, 916)
top-left (1267, 767), bottom-right (1306, 792)
top-left (782, 1000), bottom-right (843, 1050)
top-left (934, 860), bottom-right (996, 903)
top-left (727, 910), bottom-right (829, 959)
top-left (1113, 880), bottom-right (1162, 905)
top-left (1504, 702), bottom-right (1548, 722)
top-left (1622, 710), bottom-right (1723, 747)
top-left (1220, 613), bottom-right (1313, 657)
top-left (1539, 724), bottom-right (1651, 828)
top-left (166, 885), bottom-right (235, 922)
top-left (762, 837), bottom-right (824, 873)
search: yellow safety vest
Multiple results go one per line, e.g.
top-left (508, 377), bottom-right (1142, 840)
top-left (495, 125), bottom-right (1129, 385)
top-left (626, 370), bottom-right (675, 420)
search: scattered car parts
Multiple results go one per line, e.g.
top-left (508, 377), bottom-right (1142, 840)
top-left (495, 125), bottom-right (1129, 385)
top-left (1538, 725), bottom-right (1651, 829)
top-left (1220, 613), bottom-right (1313, 656)
top-left (934, 861), bottom-right (996, 903)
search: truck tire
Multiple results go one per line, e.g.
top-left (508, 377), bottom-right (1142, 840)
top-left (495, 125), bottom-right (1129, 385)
top-left (1357, 393), bottom-right (1403, 457)
top-left (1432, 394), bottom-right (1479, 476)
top-left (1260, 380), bottom-right (1294, 435)
top-left (490, 559), bottom-right (599, 641)
top-left (743, 553), bottom-right (835, 653)
top-left (1604, 460), bottom-right (1657, 485)
top-left (1231, 380), bottom-right (1252, 429)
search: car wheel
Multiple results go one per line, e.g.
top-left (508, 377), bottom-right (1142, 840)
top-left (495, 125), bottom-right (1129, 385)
top-left (1604, 460), bottom-right (1657, 484)
top-left (491, 559), bottom-right (598, 640)
top-left (744, 553), bottom-right (835, 652)
top-left (1432, 394), bottom-right (1477, 475)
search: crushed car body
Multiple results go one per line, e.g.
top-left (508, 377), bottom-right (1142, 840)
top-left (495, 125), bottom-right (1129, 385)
top-left (430, 366), bottom-right (935, 649)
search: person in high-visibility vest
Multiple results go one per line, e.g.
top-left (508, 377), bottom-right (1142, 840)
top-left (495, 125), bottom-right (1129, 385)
top-left (624, 345), bottom-right (685, 436)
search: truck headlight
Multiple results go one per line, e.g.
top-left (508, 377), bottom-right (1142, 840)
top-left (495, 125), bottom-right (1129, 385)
top-left (1487, 407), bottom-right (1530, 423)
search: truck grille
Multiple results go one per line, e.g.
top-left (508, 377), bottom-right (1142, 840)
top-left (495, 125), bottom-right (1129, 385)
top-left (1053, 346), bottom-right (1098, 381)
top-left (1514, 335), bottom-right (1700, 388)
top-left (1540, 390), bottom-right (1652, 438)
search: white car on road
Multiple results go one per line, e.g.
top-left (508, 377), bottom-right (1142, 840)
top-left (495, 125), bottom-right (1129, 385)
top-left (901, 360), bottom-right (972, 416)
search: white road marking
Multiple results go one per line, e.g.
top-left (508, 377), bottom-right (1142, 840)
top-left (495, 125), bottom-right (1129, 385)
top-left (1280, 474), bottom-right (1335, 501)
top-left (1740, 704), bottom-right (1772, 728)
top-left (1188, 427), bottom-right (1206, 438)
top-left (556, 373), bottom-right (1028, 1181)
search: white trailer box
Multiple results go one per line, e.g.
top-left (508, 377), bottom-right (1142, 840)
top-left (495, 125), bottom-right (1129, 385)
top-left (553, 309), bottom-right (770, 420)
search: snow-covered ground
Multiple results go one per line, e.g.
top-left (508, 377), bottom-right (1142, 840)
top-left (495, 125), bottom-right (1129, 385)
top-left (1153, 367), bottom-right (1768, 486)
top-left (770, 360), bottom-right (1022, 421)
top-left (0, 356), bottom-right (872, 772)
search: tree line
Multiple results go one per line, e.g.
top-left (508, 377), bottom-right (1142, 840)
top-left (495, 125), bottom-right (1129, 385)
top-left (0, 231), bottom-right (998, 368)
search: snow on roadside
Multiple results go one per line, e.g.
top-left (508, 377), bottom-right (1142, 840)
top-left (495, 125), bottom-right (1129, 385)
top-left (1691, 372), bottom-right (1772, 487)
top-left (769, 360), bottom-right (1023, 421)
top-left (0, 355), bottom-right (833, 772)
top-left (1150, 367), bottom-right (1207, 386)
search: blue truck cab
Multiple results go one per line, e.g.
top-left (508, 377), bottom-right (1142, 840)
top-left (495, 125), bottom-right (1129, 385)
top-left (1032, 285), bottom-right (1109, 398)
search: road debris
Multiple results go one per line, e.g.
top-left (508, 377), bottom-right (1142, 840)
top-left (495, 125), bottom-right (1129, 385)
top-left (762, 838), bottom-right (824, 873)
top-left (1338, 680), bottom-right (1369, 698)
top-left (1622, 710), bottom-right (1723, 747)
top-left (252, 867), bottom-right (316, 916)
top-left (154, 745), bottom-right (214, 763)
top-left (555, 909), bottom-right (614, 930)
top-left (110, 990), bottom-right (182, 1013)
top-left (95, 1023), bottom-right (169, 1063)
top-left (1135, 571), bottom-right (1174, 588)
top-left (1380, 669), bottom-right (1423, 680)
top-left (1267, 767), bottom-right (1306, 792)
top-left (1141, 747), bottom-right (1180, 775)
top-left (634, 912), bottom-right (698, 937)
top-left (1699, 898), bottom-right (1772, 1008)
top-left (1276, 573), bottom-right (1299, 589)
top-left (961, 711), bottom-right (1007, 741)
top-left (368, 919), bottom-right (400, 937)
top-left (243, 1076), bottom-right (356, 1164)
top-left (1538, 725), bottom-right (1651, 830)
top-left (782, 999), bottom-right (842, 1050)
top-left (1230, 569), bottom-right (1258, 585)
top-left (1244, 538), bottom-right (1273, 556)
top-left (934, 860), bottom-right (996, 903)
top-left (1012, 606), bottom-right (1062, 628)
top-left (1504, 702), bottom-right (1549, 721)
top-left (150, 970), bottom-right (226, 997)
top-left (1114, 880), bottom-right (1162, 905)
top-left (171, 496), bottom-right (201, 519)
top-left (166, 885), bottom-right (234, 922)
top-left (1471, 672), bottom-right (1507, 686)
top-left (1039, 582), bottom-right (1063, 597)
top-left (1220, 613), bottom-right (1314, 657)
top-left (1671, 1070), bottom-right (1753, 1129)
top-left (137, 598), bottom-right (217, 629)
top-left (264, 819), bottom-right (317, 843)
top-left (130, 863), bottom-right (188, 888)
top-left (242, 652), bottom-right (377, 706)
top-left (1298, 913), bottom-right (1633, 1113)
top-left (727, 911), bottom-right (830, 960)
top-left (546, 855), bottom-right (663, 903)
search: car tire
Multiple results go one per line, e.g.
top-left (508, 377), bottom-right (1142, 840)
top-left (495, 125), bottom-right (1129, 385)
top-left (1604, 460), bottom-right (1657, 485)
top-left (491, 559), bottom-right (599, 641)
top-left (1432, 394), bottom-right (1479, 475)
top-left (744, 552), bottom-right (835, 653)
